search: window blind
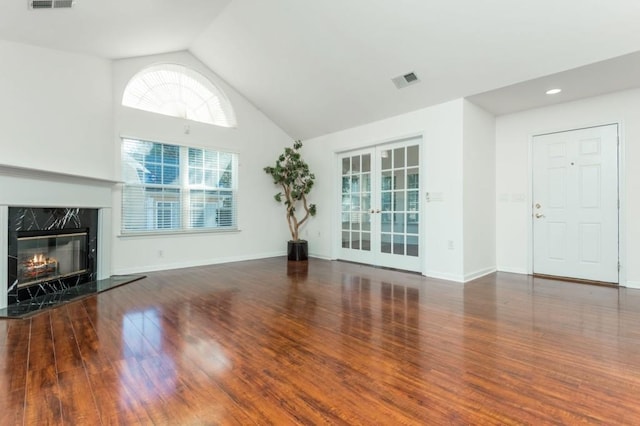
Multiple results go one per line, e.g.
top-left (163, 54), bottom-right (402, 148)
top-left (121, 138), bottom-right (237, 234)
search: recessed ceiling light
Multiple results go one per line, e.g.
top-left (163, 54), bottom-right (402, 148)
top-left (546, 88), bottom-right (562, 95)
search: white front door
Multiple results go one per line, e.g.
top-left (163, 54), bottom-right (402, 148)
top-left (532, 124), bottom-right (619, 283)
top-left (338, 138), bottom-right (421, 272)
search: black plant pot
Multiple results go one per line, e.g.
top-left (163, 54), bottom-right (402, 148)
top-left (287, 240), bottom-right (309, 261)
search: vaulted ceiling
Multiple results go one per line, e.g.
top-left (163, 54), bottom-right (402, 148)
top-left (2, 0), bottom-right (640, 139)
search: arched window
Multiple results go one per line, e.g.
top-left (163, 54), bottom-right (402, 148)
top-left (122, 63), bottom-right (237, 128)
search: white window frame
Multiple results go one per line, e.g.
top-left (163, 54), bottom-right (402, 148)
top-left (121, 138), bottom-right (238, 235)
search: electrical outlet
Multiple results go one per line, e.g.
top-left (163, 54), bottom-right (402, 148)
top-left (158, 250), bottom-right (164, 258)
top-left (447, 240), bottom-right (454, 250)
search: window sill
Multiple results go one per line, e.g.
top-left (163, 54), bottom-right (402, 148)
top-left (117, 228), bottom-right (241, 239)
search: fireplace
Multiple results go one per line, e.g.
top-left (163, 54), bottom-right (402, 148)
top-left (7, 207), bottom-right (98, 305)
top-left (0, 163), bottom-right (116, 310)
top-left (17, 229), bottom-right (89, 288)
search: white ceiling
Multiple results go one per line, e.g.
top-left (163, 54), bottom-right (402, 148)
top-left (0, 0), bottom-right (232, 58)
top-left (2, 0), bottom-right (640, 139)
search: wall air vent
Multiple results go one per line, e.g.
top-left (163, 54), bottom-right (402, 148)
top-left (29, 0), bottom-right (75, 9)
top-left (392, 72), bottom-right (421, 89)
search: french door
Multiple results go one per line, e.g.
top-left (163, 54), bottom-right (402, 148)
top-left (338, 138), bottom-right (421, 272)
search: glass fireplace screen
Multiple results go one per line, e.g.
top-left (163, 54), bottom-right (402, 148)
top-left (17, 231), bottom-right (88, 288)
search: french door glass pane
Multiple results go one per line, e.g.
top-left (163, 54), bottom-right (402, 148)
top-left (381, 172), bottom-right (392, 190)
top-left (342, 177), bottom-right (350, 193)
top-left (407, 168), bottom-right (419, 188)
top-left (407, 235), bottom-right (419, 257)
top-left (362, 213), bottom-right (371, 231)
top-left (362, 194), bottom-right (371, 211)
top-left (407, 190), bottom-right (419, 210)
top-left (393, 234), bottom-right (405, 254)
top-left (407, 145), bottom-right (419, 167)
top-left (352, 213), bottom-right (361, 230)
top-left (394, 170), bottom-right (405, 189)
top-left (381, 213), bottom-right (391, 232)
top-left (362, 174), bottom-right (371, 192)
top-left (352, 157), bottom-right (360, 173)
top-left (394, 148), bottom-right (405, 168)
top-left (381, 233), bottom-right (392, 253)
top-left (393, 213), bottom-right (405, 233)
top-left (351, 175), bottom-right (360, 192)
top-left (381, 151), bottom-right (392, 170)
top-left (381, 192), bottom-right (392, 211)
top-left (362, 232), bottom-right (371, 251)
top-left (342, 158), bottom-right (350, 174)
top-left (351, 232), bottom-right (361, 249)
top-left (362, 155), bottom-right (371, 172)
top-left (393, 191), bottom-right (405, 211)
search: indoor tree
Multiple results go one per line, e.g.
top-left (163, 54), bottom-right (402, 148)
top-left (264, 140), bottom-right (317, 244)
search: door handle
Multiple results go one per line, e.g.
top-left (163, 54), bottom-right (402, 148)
top-left (535, 213), bottom-right (545, 219)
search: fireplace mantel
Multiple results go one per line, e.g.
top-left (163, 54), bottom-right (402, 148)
top-left (0, 163), bottom-right (120, 186)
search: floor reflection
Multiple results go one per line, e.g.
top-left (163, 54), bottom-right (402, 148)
top-left (340, 275), bottom-right (372, 340)
top-left (107, 289), bottom-right (237, 415)
top-left (286, 260), bottom-right (309, 282)
top-left (119, 308), bottom-right (177, 409)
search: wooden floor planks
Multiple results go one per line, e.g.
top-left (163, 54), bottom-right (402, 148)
top-left (0, 258), bottom-right (640, 424)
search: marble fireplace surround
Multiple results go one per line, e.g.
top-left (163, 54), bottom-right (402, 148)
top-left (0, 163), bottom-right (116, 309)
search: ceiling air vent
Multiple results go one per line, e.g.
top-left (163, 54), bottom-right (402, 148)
top-left (29, 0), bottom-right (75, 9)
top-left (392, 72), bottom-right (421, 89)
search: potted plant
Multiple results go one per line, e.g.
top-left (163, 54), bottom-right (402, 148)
top-left (264, 140), bottom-right (317, 261)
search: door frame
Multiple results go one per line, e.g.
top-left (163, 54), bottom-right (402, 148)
top-left (527, 121), bottom-right (626, 285)
top-left (333, 134), bottom-right (425, 274)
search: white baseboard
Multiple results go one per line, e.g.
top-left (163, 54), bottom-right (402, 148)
top-left (308, 253), bottom-right (333, 261)
top-left (623, 280), bottom-right (640, 289)
top-left (464, 267), bottom-right (497, 282)
top-left (423, 270), bottom-right (466, 283)
top-left (496, 266), bottom-right (528, 275)
top-left (424, 268), bottom-right (497, 284)
top-left (112, 251), bottom-right (286, 275)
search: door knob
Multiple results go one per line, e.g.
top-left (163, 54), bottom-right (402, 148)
top-left (535, 213), bottom-right (545, 218)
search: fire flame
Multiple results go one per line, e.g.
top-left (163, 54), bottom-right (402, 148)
top-left (31, 254), bottom-right (46, 265)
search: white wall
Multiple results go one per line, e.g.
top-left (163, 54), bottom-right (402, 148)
top-left (463, 100), bottom-right (496, 281)
top-left (111, 51), bottom-right (292, 274)
top-left (0, 40), bottom-right (114, 180)
top-left (304, 99), bottom-right (472, 281)
top-left (495, 88), bottom-right (640, 287)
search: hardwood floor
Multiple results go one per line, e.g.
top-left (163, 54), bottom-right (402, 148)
top-left (2, 258), bottom-right (640, 425)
